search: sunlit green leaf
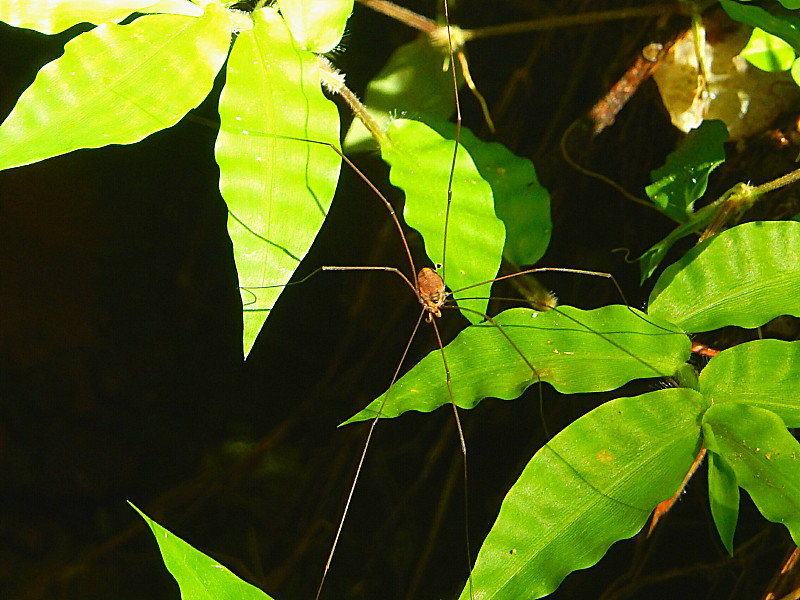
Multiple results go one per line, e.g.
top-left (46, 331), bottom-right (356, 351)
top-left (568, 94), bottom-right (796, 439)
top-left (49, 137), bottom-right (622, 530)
top-left (720, 1), bottom-right (800, 55)
top-left (343, 35), bottom-right (458, 153)
top-left (343, 305), bottom-right (690, 424)
top-left (381, 118), bottom-right (505, 323)
top-left (276, 0), bottom-right (352, 53)
top-left (702, 403), bottom-right (800, 546)
top-left (740, 27), bottom-right (796, 72)
top-left (216, 6), bottom-right (341, 358)
top-left (416, 120), bottom-right (551, 269)
top-left (428, 120), bottom-right (553, 266)
top-left (460, 388), bottom-right (706, 600)
top-left (648, 221), bottom-right (800, 332)
top-left (142, 0), bottom-right (204, 17)
top-left (0, 4), bottom-right (231, 171)
top-left (433, 122), bottom-right (551, 267)
top-left (645, 120), bottom-right (728, 222)
top-left (0, 0), bottom-right (179, 34)
top-left (708, 450), bottom-right (739, 556)
top-left (131, 503), bottom-right (275, 600)
top-left (699, 340), bottom-right (800, 427)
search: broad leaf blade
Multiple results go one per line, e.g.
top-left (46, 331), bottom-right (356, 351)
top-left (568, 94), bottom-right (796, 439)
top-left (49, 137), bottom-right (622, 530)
top-left (216, 7), bottom-right (341, 357)
top-left (432, 122), bottom-right (552, 267)
top-left (741, 27), bottom-right (796, 72)
top-left (276, 0), bottom-right (352, 53)
top-left (648, 221), bottom-right (800, 332)
top-left (381, 118), bottom-right (505, 323)
top-left (0, 0), bottom-right (184, 34)
top-left (343, 305), bottom-right (690, 424)
top-left (645, 120), bottom-right (728, 222)
top-left (131, 503), bottom-right (275, 600)
top-left (0, 5), bottom-right (230, 171)
top-left (698, 339), bottom-right (800, 427)
top-left (460, 388), bottom-right (706, 600)
top-left (708, 451), bottom-right (739, 556)
top-left (702, 403), bottom-right (800, 546)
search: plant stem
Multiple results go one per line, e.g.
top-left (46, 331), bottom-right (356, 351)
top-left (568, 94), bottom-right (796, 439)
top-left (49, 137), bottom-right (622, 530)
top-left (699, 166), bottom-right (800, 241)
top-left (358, 1), bottom-right (681, 43)
top-left (462, 5), bottom-right (682, 42)
top-left (356, 0), bottom-right (436, 33)
top-left (317, 57), bottom-right (389, 146)
top-left (752, 166), bottom-right (800, 195)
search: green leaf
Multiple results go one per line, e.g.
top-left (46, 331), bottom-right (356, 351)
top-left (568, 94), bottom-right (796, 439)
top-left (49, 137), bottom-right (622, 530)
top-left (343, 305), bottom-right (690, 424)
top-left (381, 118), bottom-right (505, 323)
top-left (792, 57), bottom-right (800, 86)
top-left (645, 120), bottom-right (728, 222)
top-left (343, 36), bottom-right (457, 153)
top-left (779, 0), bottom-right (800, 9)
top-left (131, 503), bottom-right (275, 600)
top-left (0, 0), bottom-right (185, 34)
top-left (276, 0), bottom-right (353, 53)
top-left (740, 27), bottom-right (796, 72)
top-left (637, 208), bottom-right (713, 283)
top-left (430, 122), bottom-right (552, 267)
top-left (460, 388), bottom-right (707, 600)
top-left (638, 182), bottom-right (758, 283)
top-left (708, 451), bottom-right (739, 556)
top-left (699, 339), bottom-right (800, 427)
top-left (720, 1), bottom-right (800, 55)
top-left (0, 5), bottom-right (231, 171)
top-left (215, 6), bottom-right (341, 358)
top-left (648, 221), bottom-right (800, 333)
top-left (142, 0), bottom-right (205, 17)
top-left (702, 403), bottom-right (800, 546)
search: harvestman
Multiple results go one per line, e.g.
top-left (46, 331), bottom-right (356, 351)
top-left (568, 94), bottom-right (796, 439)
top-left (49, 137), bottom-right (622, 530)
top-left (309, 146), bottom-right (638, 600)
top-left (306, 28), bottom-right (649, 600)
top-left (230, 3), bottom-right (681, 599)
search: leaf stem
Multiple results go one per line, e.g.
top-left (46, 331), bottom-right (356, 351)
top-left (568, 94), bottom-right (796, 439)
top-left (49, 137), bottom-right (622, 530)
top-left (751, 165), bottom-right (800, 195)
top-left (317, 57), bottom-right (390, 146)
top-left (699, 166), bottom-right (800, 240)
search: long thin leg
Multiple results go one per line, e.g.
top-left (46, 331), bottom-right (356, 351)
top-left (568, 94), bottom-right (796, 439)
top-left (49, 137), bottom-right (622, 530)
top-left (315, 309), bottom-right (428, 600)
top-left (321, 265), bottom-right (417, 296)
top-left (430, 317), bottom-right (473, 600)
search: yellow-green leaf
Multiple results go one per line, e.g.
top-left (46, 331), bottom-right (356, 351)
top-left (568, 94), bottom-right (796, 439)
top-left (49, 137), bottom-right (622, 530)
top-left (0, 4), bottom-right (231, 170)
top-left (215, 6), bottom-right (341, 357)
top-left (131, 503), bottom-right (276, 600)
top-left (461, 388), bottom-right (706, 600)
top-left (740, 27), bottom-right (796, 72)
top-left (0, 0), bottom-right (171, 34)
top-left (276, 0), bottom-right (352, 53)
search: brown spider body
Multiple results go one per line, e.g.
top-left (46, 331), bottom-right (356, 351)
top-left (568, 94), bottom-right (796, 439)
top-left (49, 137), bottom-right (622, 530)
top-left (417, 267), bottom-right (446, 320)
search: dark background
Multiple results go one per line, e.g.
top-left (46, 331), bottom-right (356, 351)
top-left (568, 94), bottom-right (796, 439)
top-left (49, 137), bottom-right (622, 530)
top-left (2, 1), bottom-right (800, 599)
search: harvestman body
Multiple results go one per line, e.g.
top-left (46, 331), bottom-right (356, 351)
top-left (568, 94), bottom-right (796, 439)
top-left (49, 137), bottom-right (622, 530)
top-left (417, 266), bottom-right (447, 319)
